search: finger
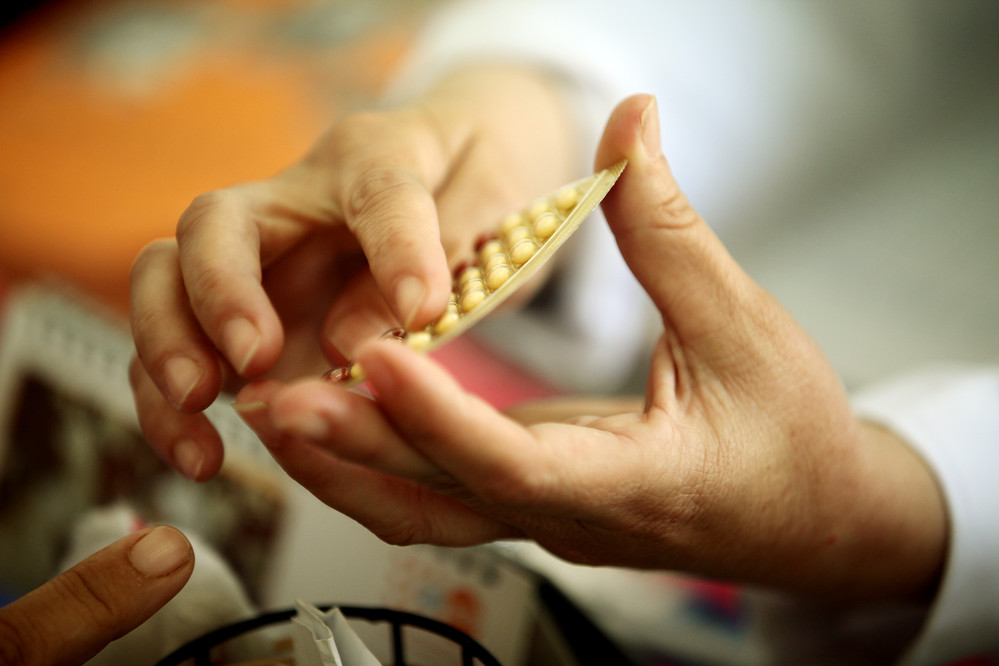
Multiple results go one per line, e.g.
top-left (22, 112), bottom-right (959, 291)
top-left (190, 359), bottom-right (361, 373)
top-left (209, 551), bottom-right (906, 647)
top-left (328, 112), bottom-right (455, 330)
top-left (0, 526), bottom-right (193, 666)
top-left (320, 269), bottom-right (400, 363)
top-left (596, 95), bottom-right (758, 344)
top-left (130, 238), bottom-right (224, 412)
top-left (175, 185), bottom-right (286, 378)
top-left (267, 379), bottom-right (446, 483)
top-left (232, 383), bottom-right (515, 546)
top-left (130, 358), bottom-right (224, 482)
top-left (354, 340), bottom-right (629, 513)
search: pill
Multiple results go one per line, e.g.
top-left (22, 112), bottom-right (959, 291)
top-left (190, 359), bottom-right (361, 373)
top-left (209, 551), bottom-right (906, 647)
top-left (555, 186), bottom-right (579, 210)
top-left (433, 310), bottom-right (460, 334)
top-left (322, 366), bottom-right (350, 383)
top-left (509, 238), bottom-right (538, 266)
top-left (505, 225), bottom-right (530, 244)
top-left (479, 239), bottom-right (504, 261)
top-left (527, 198), bottom-right (553, 221)
top-left (347, 362), bottom-right (365, 382)
top-left (405, 331), bottom-right (432, 351)
top-left (532, 211), bottom-right (560, 240)
top-left (485, 264), bottom-right (512, 289)
top-left (460, 288), bottom-right (486, 312)
top-left (483, 252), bottom-right (510, 271)
top-left (457, 265), bottom-right (483, 284)
top-left (459, 277), bottom-right (485, 295)
top-left (500, 212), bottom-right (525, 234)
top-left (380, 328), bottom-right (407, 342)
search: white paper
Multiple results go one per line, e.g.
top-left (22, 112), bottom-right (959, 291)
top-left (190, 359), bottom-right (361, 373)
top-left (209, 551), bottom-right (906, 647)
top-left (292, 600), bottom-right (382, 666)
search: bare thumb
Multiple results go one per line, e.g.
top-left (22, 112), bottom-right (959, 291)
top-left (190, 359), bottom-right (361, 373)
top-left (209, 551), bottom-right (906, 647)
top-left (0, 526), bottom-right (193, 665)
top-left (596, 95), bottom-right (756, 343)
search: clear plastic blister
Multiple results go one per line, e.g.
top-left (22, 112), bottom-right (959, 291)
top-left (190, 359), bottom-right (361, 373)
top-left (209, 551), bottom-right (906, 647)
top-left (323, 159), bottom-right (627, 386)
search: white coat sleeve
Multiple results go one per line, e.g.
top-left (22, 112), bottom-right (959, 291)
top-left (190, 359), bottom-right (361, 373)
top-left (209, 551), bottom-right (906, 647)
top-left (852, 366), bottom-right (999, 665)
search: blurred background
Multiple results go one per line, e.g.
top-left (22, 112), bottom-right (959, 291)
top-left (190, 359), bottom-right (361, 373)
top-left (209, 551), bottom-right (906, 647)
top-left (0, 1), bottom-right (996, 664)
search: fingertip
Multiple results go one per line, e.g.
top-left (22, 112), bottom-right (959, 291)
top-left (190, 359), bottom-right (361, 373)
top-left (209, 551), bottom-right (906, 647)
top-left (395, 275), bottom-right (427, 330)
top-left (595, 94), bottom-right (657, 172)
top-left (161, 356), bottom-right (205, 410)
top-left (393, 266), bottom-right (451, 332)
top-left (233, 379), bottom-right (297, 446)
top-left (128, 526), bottom-right (193, 579)
top-left (221, 316), bottom-right (263, 375)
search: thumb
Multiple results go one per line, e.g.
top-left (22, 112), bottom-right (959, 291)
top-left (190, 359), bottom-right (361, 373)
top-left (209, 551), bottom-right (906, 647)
top-left (596, 95), bottom-right (757, 343)
top-left (0, 526), bottom-right (194, 665)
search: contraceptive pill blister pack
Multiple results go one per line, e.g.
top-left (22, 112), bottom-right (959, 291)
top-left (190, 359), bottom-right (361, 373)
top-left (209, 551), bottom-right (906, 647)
top-left (324, 159), bottom-right (627, 387)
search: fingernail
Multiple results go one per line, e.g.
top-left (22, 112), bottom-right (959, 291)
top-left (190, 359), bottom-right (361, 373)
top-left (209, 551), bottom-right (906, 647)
top-left (231, 400), bottom-right (268, 415)
top-left (273, 411), bottom-right (330, 440)
top-left (232, 400), bottom-right (268, 431)
top-left (174, 439), bottom-right (204, 481)
top-left (163, 356), bottom-right (202, 409)
top-left (395, 276), bottom-right (426, 329)
top-left (222, 317), bottom-right (260, 375)
top-left (129, 526), bottom-right (191, 577)
top-left (640, 95), bottom-right (662, 158)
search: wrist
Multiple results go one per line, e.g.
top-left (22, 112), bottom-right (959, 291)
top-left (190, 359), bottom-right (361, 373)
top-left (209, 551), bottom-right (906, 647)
top-left (810, 419), bottom-right (948, 602)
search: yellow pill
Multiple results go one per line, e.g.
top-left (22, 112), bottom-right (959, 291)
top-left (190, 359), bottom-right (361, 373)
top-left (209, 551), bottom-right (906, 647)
top-left (532, 211), bottom-right (560, 240)
top-left (460, 288), bottom-right (486, 312)
top-left (457, 265), bottom-right (483, 284)
top-left (505, 225), bottom-right (530, 244)
top-left (347, 362), bottom-right (365, 382)
top-left (483, 252), bottom-right (509, 271)
top-left (485, 264), bottom-right (512, 289)
top-left (405, 331), bottom-right (433, 351)
top-left (479, 239), bottom-right (504, 261)
top-left (527, 198), bottom-right (553, 221)
top-left (459, 277), bottom-right (485, 295)
top-left (509, 238), bottom-right (538, 266)
top-left (555, 186), bottom-right (579, 210)
top-left (433, 310), bottom-right (460, 334)
top-left (500, 212), bottom-right (525, 234)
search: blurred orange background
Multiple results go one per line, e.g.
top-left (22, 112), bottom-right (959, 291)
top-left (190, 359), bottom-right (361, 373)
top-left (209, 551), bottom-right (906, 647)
top-left (0, 0), bottom-right (418, 312)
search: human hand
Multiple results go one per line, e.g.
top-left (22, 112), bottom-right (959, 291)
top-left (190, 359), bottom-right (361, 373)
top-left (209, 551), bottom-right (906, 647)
top-left (231, 94), bottom-right (947, 602)
top-left (129, 65), bottom-right (575, 481)
top-left (0, 526), bottom-right (193, 665)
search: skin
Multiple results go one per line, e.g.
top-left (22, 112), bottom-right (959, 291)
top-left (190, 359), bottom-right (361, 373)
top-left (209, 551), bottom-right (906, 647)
top-left (0, 527), bottom-right (193, 666)
top-left (130, 62), bottom-right (946, 605)
top-left (227, 95), bottom-right (947, 604)
top-left (129, 65), bottom-right (576, 482)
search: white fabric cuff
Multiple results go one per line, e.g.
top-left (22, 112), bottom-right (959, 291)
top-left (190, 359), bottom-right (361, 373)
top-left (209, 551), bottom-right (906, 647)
top-left (852, 365), bottom-right (999, 665)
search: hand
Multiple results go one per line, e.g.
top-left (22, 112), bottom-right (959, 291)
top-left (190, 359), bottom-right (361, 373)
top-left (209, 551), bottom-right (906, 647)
top-left (0, 526), bottom-right (193, 666)
top-left (231, 95), bottom-right (947, 602)
top-left (129, 65), bottom-right (575, 481)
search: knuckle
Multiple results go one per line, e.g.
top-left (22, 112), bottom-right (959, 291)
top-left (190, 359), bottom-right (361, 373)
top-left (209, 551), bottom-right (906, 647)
top-left (129, 237), bottom-right (176, 283)
top-left (344, 167), bottom-right (418, 223)
top-left (185, 263), bottom-right (232, 299)
top-left (0, 613), bottom-right (32, 666)
top-left (368, 492), bottom-right (450, 548)
top-left (651, 189), bottom-right (700, 231)
top-left (333, 110), bottom-right (386, 139)
top-left (53, 568), bottom-right (117, 628)
top-left (176, 189), bottom-right (241, 239)
top-left (474, 461), bottom-right (546, 509)
top-left (374, 516), bottom-right (423, 547)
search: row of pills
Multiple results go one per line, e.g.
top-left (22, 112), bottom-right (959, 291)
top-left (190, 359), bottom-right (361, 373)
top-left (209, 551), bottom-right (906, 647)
top-left (322, 177), bottom-right (592, 385)
top-left (434, 181), bottom-right (584, 334)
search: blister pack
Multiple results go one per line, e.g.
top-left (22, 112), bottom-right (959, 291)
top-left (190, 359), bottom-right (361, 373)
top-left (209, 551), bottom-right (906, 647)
top-left (324, 159), bottom-right (627, 386)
